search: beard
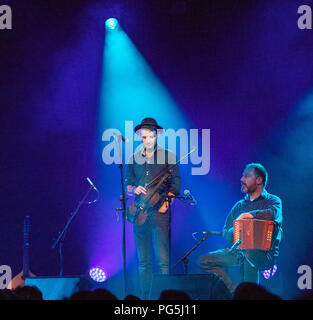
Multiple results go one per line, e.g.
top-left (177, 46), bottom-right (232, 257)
top-left (241, 184), bottom-right (247, 193)
top-left (241, 183), bottom-right (257, 194)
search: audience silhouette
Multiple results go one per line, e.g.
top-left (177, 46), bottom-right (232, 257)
top-left (158, 289), bottom-right (191, 300)
top-left (4, 281), bottom-right (310, 300)
top-left (13, 286), bottom-right (43, 300)
top-left (233, 282), bottom-right (282, 300)
top-left (124, 294), bottom-right (141, 300)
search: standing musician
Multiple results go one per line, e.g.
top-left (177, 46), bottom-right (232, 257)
top-left (199, 163), bottom-right (282, 294)
top-left (125, 118), bottom-right (181, 299)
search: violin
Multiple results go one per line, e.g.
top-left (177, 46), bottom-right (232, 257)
top-left (125, 147), bottom-right (196, 225)
top-left (126, 169), bottom-right (172, 225)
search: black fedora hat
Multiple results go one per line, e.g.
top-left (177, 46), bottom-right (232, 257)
top-left (134, 117), bottom-right (163, 134)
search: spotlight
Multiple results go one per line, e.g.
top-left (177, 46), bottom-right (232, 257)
top-left (105, 18), bottom-right (119, 30)
top-left (261, 264), bottom-right (278, 280)
top-left (89, 267), bottom-right (107, 282)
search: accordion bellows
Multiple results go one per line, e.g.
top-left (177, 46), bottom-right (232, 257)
top-left (233, 219), bottom-right (274, 251)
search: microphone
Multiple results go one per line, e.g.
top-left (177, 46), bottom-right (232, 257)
top-left (113, 132), bottom-right (129, 143)
top-left (229, 239), bottom-right (242, 253)
top-left (141, 146), bottom-right (157, 157)
top-left (86, 177), bottom-right (98, 192)
top-left (184, 189), bottom-right (197, 205)
top-left (198, 231), bottom-right (223, 236)
top-left (192, 231), bottom-right (222, 240)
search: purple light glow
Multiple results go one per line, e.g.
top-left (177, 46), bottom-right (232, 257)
top-left (89, 267), bottom-right (107, 282)
top-left (261, 264), bottom-right (278, 280)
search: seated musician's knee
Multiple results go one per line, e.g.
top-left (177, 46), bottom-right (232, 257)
top-left (198, 253), bottom-right (217, 270)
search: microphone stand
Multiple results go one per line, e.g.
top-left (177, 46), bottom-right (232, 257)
top-left (228, 240), bottom-right (255, 282)
top-left (114, 135), bottom-right (128, 297)
top-left (161, 194), bottom-right (196, 275)
top-left (51, 182), bottom-right (98, 276)
top-left (173, 232), bottom-right (221, 274)
top-left (237, 250), bottom-right (255, 282)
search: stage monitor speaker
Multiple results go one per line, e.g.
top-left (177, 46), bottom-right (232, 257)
top-left (149, 273), bottom-right (232, 300)
top-left (25, 276), bottom-right (93, 300)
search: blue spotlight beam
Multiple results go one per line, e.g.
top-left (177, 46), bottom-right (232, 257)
top-left (99, 24), bottom-right (187, 133)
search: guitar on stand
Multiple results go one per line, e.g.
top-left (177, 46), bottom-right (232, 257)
top-left (8, 215), bottom-right (35, 289)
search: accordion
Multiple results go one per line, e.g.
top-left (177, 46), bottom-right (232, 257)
top-left (233, 219), bottom-right (274, 251)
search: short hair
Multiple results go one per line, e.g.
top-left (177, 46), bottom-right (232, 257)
top-left (245, 163), bottom-right (268, 187)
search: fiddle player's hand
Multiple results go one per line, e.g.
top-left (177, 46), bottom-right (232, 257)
top-left (134, 186), bottom-right (147, 195)
top-left (236, 213), bottom-right (254, 220)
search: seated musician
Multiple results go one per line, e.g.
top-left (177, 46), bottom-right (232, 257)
top-left (199, 163), bottom-right (282, 294)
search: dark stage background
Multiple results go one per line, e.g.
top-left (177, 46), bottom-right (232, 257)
top-left (1, 0), bottom-right (313, 299)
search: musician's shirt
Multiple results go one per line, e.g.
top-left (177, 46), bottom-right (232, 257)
top-left (223, 189), bottom-right (282, 257)
top-left (125, 145), bottom-right (181, 198)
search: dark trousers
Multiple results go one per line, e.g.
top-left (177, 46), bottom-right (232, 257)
top-left (199, 248), bottom-right (274, 294)
top-left (133, 211), bottom-right (169, 299)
